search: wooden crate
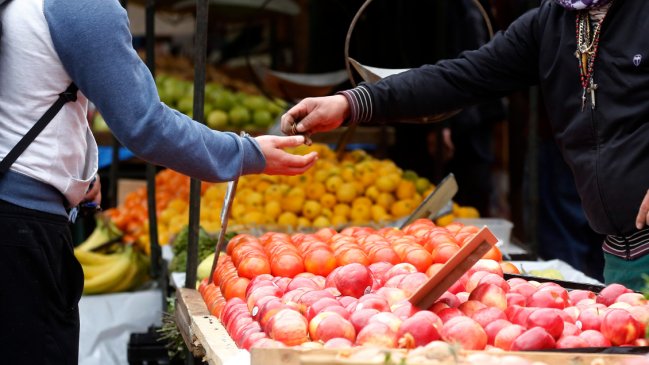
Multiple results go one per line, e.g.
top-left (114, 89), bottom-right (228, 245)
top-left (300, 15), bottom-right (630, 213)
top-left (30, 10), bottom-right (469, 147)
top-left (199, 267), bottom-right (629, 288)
top-left (175, 288), bottom-right (647, 365)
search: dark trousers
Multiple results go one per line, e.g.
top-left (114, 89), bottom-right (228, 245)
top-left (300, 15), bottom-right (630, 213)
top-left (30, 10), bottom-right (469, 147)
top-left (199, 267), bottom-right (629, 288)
top-left (0, 200), bottom-right (83, 364)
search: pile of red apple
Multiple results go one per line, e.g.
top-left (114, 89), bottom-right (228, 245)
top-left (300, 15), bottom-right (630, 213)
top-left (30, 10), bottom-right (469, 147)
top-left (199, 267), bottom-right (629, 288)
top-left (198, 220), bottom-right (649, 354)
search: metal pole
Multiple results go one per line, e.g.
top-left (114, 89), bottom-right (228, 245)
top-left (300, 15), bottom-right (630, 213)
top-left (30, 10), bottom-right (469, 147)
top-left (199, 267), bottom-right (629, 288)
top-left (144, 0), bottom-right (167, 310)
top-left (185, 0), bottom-right (209, 290)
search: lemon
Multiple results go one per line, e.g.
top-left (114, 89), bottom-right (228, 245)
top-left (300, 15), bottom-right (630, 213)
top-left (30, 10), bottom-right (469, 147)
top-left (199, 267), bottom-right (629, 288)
top-left (242, 211), bottom-right (264, 225)
top-left (245, 191), bottom-right (264, 209)
top-left (350, 204), bottom-right (371, 224)
top-left (390, 199), bottom-right (416, 218)
top-left (371, 205), bottom-right (391, 222)
top-left (352, 196), bottom-right (373, 208)
top-left (336, 182), bottom-right (357, 203)
top-left (435, 213), bottom-right (455, 226)
top-left (376, 193), bottom-right (396, 210)
top-left (364, 185), bottom-right (380, 202)
top-left (396, 180), bottom-right (417, 200)
top-left (333, 203), bottom-right (351, 218)
top-left (281, 195), bottom-right (305, 214)
top-left (340, 166), bottom-right (356, 182)
top-left (314, 169), bottom-right (330, 183)
top-left (264, 184), bottom-right (287, 202)
top-left (277, 211), bottom-right (298, 227)
top-left (415, 177), bottom-right (432, 194)
top-left (264, 200), bottom-right (282, 220)
top-left (319, 193), bottom-right (337, 209)
top-left (375, 175), bottom-right (398, 193)
top-left (325, 175), bottom-right (344, 193)
top-left (312, 216), bottom-right (332, 229)
top-left (457, 206), bottom-right (480, 218)
top-left (302, 200), bottom-right (322, 220)
top-left (297, 217), bottom-right (312, 228)
top-left (331, 215), bottom-right (348, 227)
top-left (231, 204), bottom-right (247, 220)
top-left (320, 208), bottom-right (333, 218)
top-left (306, 182), bottom-right (327, 200)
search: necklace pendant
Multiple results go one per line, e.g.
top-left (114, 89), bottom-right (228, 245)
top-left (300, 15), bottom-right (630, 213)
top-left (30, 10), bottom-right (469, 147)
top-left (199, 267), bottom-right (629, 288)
top-left (589, 81), bottom-right (598, 110)
top-left (581, 53), bottom-right (589, 75)
top-left (581, 89), bottom-right (587, 112)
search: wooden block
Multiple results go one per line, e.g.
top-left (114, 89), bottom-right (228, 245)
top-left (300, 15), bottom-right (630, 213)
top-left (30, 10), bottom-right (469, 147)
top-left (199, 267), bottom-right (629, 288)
top-left (408, 227), bottom-right (499, 309)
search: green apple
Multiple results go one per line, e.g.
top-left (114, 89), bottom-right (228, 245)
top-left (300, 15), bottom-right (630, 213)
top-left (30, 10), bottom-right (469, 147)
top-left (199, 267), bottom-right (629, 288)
top-left (207, 110), bottom-right (229, 130)
top-left (228, 106), bottom-right (251, 127)
top-left (252, 109), bottom-right (273, 129)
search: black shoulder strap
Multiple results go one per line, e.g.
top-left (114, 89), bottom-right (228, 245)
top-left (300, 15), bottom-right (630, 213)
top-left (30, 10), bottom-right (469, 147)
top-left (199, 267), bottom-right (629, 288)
top-left (0, 83), bottom-right (79, 174)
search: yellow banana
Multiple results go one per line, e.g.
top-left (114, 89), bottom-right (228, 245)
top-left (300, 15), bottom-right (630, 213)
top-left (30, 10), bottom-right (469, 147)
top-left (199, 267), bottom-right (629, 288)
top-left (82, 248), bottom-right (133, 295)
top-left (103, 253), bottom-right (140, 293)
top-left (76, 215), bottom-right (122, 252)
top-left (74, 249), bottom-right (121, 266)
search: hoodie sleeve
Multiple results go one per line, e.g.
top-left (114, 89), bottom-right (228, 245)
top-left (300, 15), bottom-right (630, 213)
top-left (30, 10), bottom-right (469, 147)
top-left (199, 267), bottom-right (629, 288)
top-left (43, 0), bottom-right (266, 182)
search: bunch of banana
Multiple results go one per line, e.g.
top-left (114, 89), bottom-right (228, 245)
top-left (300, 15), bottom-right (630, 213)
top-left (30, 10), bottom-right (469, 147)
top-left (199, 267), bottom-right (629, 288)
top-left (76, 214), bottom-right (123, 252)
top-left (75, 245), bottom-right (150, 295)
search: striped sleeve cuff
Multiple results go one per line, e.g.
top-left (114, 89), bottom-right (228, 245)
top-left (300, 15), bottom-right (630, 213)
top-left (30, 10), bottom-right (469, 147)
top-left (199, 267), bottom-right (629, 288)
top-left (338, 85), bottom-right (373, 124)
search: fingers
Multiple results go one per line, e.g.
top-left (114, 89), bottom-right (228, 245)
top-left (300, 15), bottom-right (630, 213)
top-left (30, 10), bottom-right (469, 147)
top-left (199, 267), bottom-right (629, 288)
top-left (264, 151), bottom-right (318, 176)
top-left (636, 189), bottom-right (649, 229)
top-left (273, 134), bottom-right (307, 148)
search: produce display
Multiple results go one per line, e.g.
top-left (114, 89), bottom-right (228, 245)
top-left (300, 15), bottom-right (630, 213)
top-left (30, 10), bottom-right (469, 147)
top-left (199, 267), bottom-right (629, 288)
top-left (197, 218), bottom-right (649, 356)
top-left (102, 143), bottom-right (480, 253)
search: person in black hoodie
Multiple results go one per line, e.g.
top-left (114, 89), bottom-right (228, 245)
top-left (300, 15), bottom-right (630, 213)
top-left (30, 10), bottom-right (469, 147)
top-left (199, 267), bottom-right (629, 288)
top-left (282, 0), bottom-right (649, 290)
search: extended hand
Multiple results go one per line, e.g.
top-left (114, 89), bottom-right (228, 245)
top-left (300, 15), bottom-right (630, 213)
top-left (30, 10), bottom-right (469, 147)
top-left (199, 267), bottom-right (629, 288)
top-left (636, 189), bottom-right (649, 229)
top-left (280, 95), bottom-right (350, 137)
top-left (256, 135), bottom-right (318, 175)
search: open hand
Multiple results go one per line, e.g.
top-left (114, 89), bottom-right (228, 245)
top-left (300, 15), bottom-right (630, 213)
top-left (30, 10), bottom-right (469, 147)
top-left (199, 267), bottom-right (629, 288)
top-left (256, 135), bottom-right (318, 175)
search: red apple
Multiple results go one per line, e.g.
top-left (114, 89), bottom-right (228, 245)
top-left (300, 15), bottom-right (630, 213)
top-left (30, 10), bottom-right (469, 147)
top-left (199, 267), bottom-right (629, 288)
top-left (526, 307), bottom-right (564, 339)
top-left (286, 276), bottom-right (321, 292)
top-left (563, 306), bottom-right (581, 323)
top-left (437, 307), bottom-right (464, 323)
top-left (556, 335), bottom-right (590, 349)
top-left (506, 292), bottom-right (527, 307)
top-left (469, 283), bottom-right (507, 310)
top-left (600, 308), bottom-right (642, 346)
top-left (568, 289), bottom-right (596, 305)
top-left (562, 321), bottom-right (581, 337)
top-left (483, 319), bottom-right (512, 346)
top-left (597, 283), bottom-right (633, 307)
top-left (305, 297), bottom-right (342, 322)
top-left (471, 307), bottom-right (507, 328)
top-left (493, 324), bottom-right (526, 350)
top-left (577, 306), bottom-right (605, 331)
top-left (396, 272), bottom-right (429, 297)
top-left (505, 305), bottom-right (534, 326)
top-left (397, 311), bottom-right (442, 349)
top-left (334, 263), bottom-right (374, 298)
top-left (308, 312), bottom-right (356, 343)
top-left (391, 300), bottom-right (419, 320)
top-left (350, 308), bottom-right (380, 334)
top-left (323, 337), bottom-right (353, 349)
top-left (265, 308), bottom-right (309, 346)
top-left (374, 287), bottom-right (407, 307)
top-left (468, 259), bottom-right (504, 277)
top-left (615, 292), bottom-right (648, 306)
top-left (246, 284), bottom-right (284, 312)
top-left (241, 331), bottom-right (267, 350)
top-left (579, 329), bottom-right (612, 347)
top-left (458, 300), bottom-right (488, 317)
top-left (355, 322), bottom-right (398, 348)
top-left (441, 316), bottom-right (488, 350)
top-left (355, 293), bottom-right (391, 312)
top-left (527, 287), bottom-right (568, 309)
top-left (369, 311), bottom-right (402, 333)
top-left (510, 326), bottom-right (556, 351)
top-left (383, 262), bottom-right (418, 282)
top-left (435, 292), bottom-right (461, 308)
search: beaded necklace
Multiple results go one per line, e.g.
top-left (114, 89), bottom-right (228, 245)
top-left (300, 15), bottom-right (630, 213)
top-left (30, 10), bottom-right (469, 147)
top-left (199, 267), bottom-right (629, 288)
top-left (574, 9), bottom-right (608, 111)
